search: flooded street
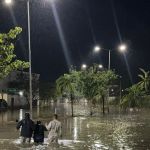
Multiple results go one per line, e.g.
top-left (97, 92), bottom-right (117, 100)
top-left (0, 103), bottom-right (150, 150)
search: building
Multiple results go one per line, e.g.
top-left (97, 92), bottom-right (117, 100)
top-left (0, 71), bottom-right (40, 108)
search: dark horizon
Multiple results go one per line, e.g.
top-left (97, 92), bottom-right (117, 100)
top-left (0, 0), bottom-right (150, 88)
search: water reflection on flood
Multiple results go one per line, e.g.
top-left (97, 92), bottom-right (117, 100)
top-left (0, 103), bottom-right (150, 149)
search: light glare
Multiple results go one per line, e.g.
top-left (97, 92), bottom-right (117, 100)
top-left (82, 64), bottom-right (87, 69)
top-left (118, 44), bottom-right (127, 52)
top-left (94, 46), bottom-right (101, 52)
top-left (5, 0), bottom-right (12, 4)
top-left (99, 64), bottom-right (103, 69)
top-left (19, 91), bottom-right (23, 96)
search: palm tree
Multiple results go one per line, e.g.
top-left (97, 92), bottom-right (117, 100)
top-left (138, 68), bottom-right (150, 93)
top-left (121, 84), bottom-right (144, 108)
top-left (56, 71), bottom-right (83, 117)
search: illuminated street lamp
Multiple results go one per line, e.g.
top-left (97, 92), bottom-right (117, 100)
top-left (94, 45), bottom-right (101, 53)
top-left (98, 64), bottom-right (103, 69)
top-left (19, 91), bottom-right (24, 96)
top-left (93, 44), bottom-right (127, 70)
top-left (93, 46), bottom-right (111, 70)
top-left (4, 0), bottom-right (33, 118)
top-left (81, 64), bottom-right (87, 70)
top-left (118, 44), bottom-right (127, 53)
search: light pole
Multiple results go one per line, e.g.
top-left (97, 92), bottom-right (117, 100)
top-left (119, 76), bottom-right (122, 105)
top-left (108, 49), bottom-right (110, 70)
top-left (93, 46), bottom-right (111, 70)
top-left (93, 44), bottom-right (127, 113)
top-left (27, 0), bottom-right (33, 119)
top-left (5, 0), bottom-right (33, 118)
top-left (93, 44), bottom-right (127, 70)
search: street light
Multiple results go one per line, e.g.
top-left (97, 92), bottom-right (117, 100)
top-left (19, 91), bottom-right (24, 96)
top-left (93, 44), bottom-right (127, 70)
top-left (81, 64), bottom-right (87, 70)
top-left (94, 45), bottom-right (101, 53)
top-left (4, 0), bottom-right (33, 118)
top-left (93, 46), bottom-right (111, 70)
top-left (118, 44), bottom-right (127, 53)
top-left (93, 44), bottom-right (127, 113)
top-left (98, 64), bottom-right (103, 69)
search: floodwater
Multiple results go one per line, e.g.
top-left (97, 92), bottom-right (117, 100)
top-left (0, 103), bottom-right (150, 150)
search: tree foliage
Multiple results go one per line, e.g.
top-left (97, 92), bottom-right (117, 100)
top-left (56, 70), bottom-right (83, 97)
top-left (56, 69), bottom-right (83, 117)
top-left (39, 82), bottom-right (56, 101)
top-left (121, 68), bottom-right (150, 108)
top-left (56, 64), bottom-right (118, 115)
top-left (0, 27), bottom-right (29, 80)
top-left (121, 83), bottom-right (144, 108)
top-left (82, 64), bottom-right (118, 103)
top-left (138, 68), bottom-right (150, 92)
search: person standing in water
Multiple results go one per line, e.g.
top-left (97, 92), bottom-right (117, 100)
top-left (45, 114), bottom-right (62, 143)
top-left (16, 112), bottom-right (34, 143)
top-left (33, 120), bottom-right (47, 144)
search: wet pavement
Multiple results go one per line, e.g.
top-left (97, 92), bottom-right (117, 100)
top-left (0, 103), bottom-right (150, 150)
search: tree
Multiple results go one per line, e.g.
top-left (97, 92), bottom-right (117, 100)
top-left (81, 64), bottom-right (118, 114)
top-left (0, 27), bottom-right (29, 101)
top-left (138, 68), bottom-right (150, 93)
top-left (39, 82), bottom-right (57, 102)
top-left (121, 68), bottom-right (150, 109)
top-left (56, 70), bottom-right (83, 117)
top-left (121, 84), bottom-right (144, 108)
top-left (0, 27), bottom-right (29, 80)
top-left (56, 64), bottom-right (117, 116)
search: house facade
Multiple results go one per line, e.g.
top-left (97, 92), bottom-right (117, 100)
top-left (0, 71), bottom-right (40, 108)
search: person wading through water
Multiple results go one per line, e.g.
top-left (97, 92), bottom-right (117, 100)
top-left (16, 112), bottom-right (34, 143)
top-left (33, 120), bottom-right (47, 144)
top-left (45, 114), bottom-right (62, 144)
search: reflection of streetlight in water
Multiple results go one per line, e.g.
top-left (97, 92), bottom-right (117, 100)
top-left (55, 108), bottom-right (57, 114)
top-left (19, 109), bottom-right (24, 121)
top-left (0, 111), bottom-right (8, 124)
top-left (73, 117), bottom-right (78, 141)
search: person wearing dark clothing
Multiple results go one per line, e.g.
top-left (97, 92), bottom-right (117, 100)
top-left (16, 112), bottom-right (34, 143)
top-left (33, 121), bottom-right (47, 144)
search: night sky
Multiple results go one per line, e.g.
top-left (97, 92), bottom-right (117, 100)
top-left (0, 0), bottom-right (150, 87)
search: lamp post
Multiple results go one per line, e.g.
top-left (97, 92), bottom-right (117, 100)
top-left (93, 44), bottom-right (127, 70)
top-left (93, 44), bottom-right (127, 113)
top-left (119, 76), bottom-right (122, 106)
top-left (27, 0), bottom-right (33, 119)
top-left (108, 49), bottom-right (110, 70)
top-left (5, 0), bottom-right (33, 118)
